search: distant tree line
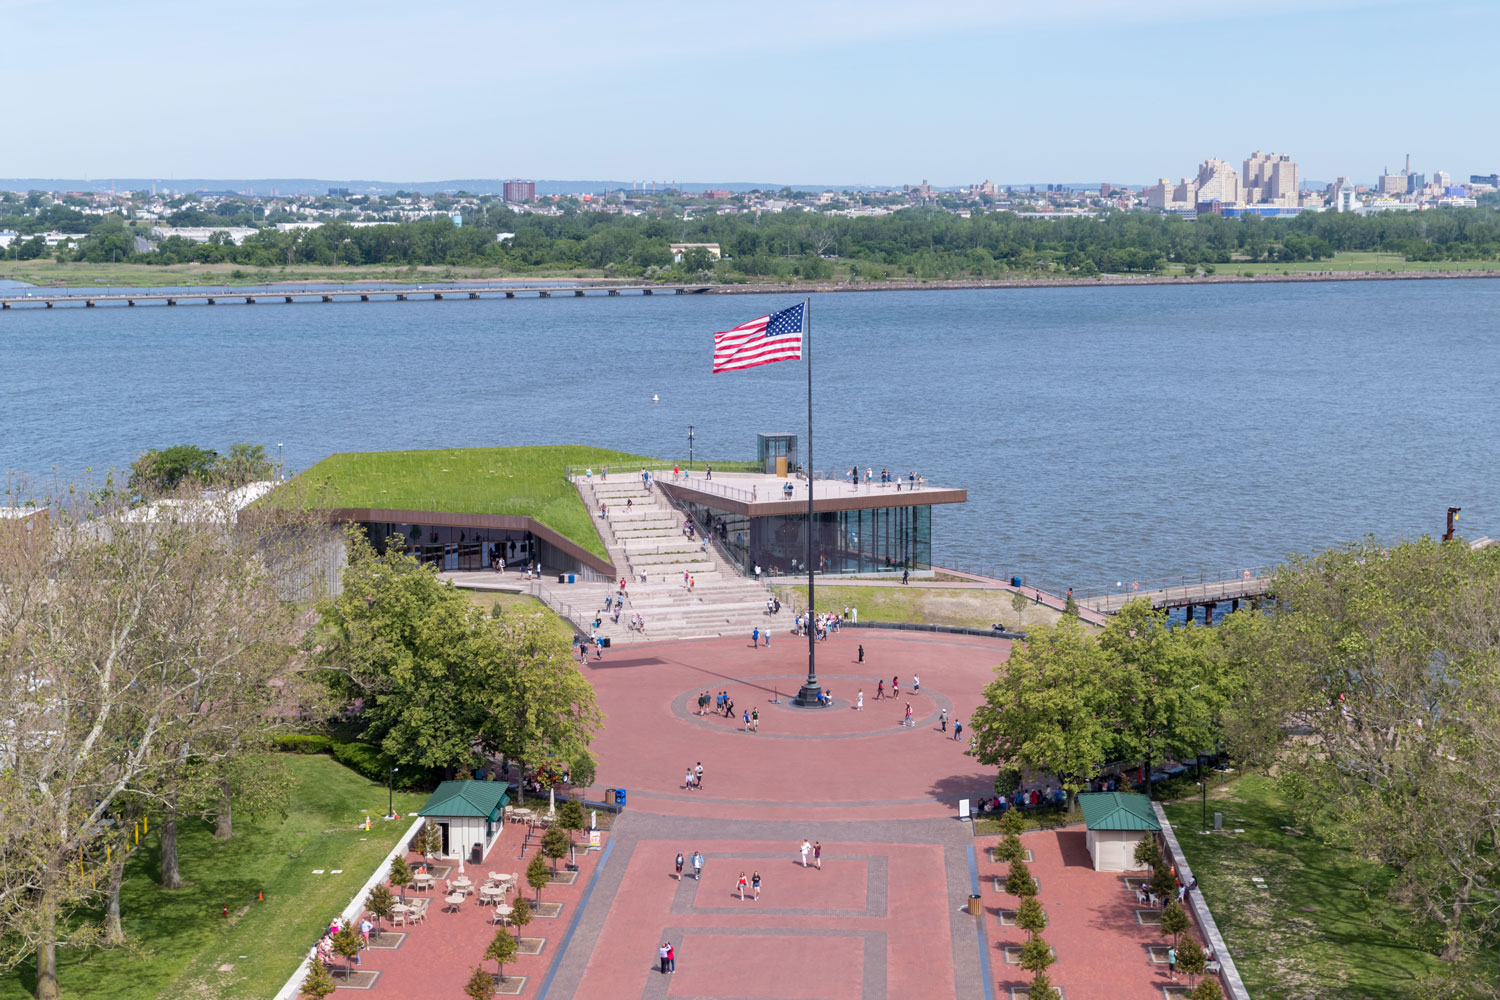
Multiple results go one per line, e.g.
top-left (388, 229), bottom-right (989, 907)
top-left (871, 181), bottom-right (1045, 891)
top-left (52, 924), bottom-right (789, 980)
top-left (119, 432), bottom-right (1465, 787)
top-left (6, 202), bottom-right (1500, 277)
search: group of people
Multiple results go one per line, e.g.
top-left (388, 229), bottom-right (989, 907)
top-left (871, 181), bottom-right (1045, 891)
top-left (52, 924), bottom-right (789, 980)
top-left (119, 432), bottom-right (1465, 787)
top-left (681, 761), bottom-right (705, 791)
top-left (764, 596), bottom-right (782, 616)
top-left (703, 690), bottom-right (736, 718)
top-left (843, 467), bottom-right (925, 491)
top-left (312, 914), bottom-right (375, 971)
top-left (792, 610), bottom-right (849, 639)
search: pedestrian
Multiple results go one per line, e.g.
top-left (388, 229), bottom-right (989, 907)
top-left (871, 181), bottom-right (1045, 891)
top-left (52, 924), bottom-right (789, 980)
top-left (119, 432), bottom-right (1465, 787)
top-left (752, 627), bottom-right (759, 648)
top-left (763, 629), bottom-right (770, 647)
top-left (743, 710), bottom-right (751, 732)
top-left (876, 679), bottom-right (884, 700)
top-left (359, 917), bottom-right (372, 946)
top-left (751, 708), bottom-right (759, 732)
top-left (953, 720), bottom-right (963, 742)
top-left (940, 708), bottom-right (948, 732)
top-left (858, 644), bottom-right (865, 663)
top-left (852, 606), bottom-right (858, 623)
top-left (902, 568), bottom-right (909, 585)
top-left (684, 767), bottom-right (694, 791)
top-left (752, 870), bottom-right (762, 900)
top-left (737, 872), bottom-right (749, 900)
top-left (904, 703), bottom-right (913, 727)
top-left (693, 851), bottom-right (703, 880)
top-left (913, 674), bottom-right (920, 693)
top-left (667, 942), bottom-right (675, 973)
top-left (659, 942), bottom-right (670, 974)
top-left (800, 838), bottom-right (811, 867)
top-left (695, 762), bottom-right (703, 789)
top-left (856, 689), bottom-right (864, 711)
top-left (675, 851), bottom-right (685, 880)
top-left (813, 841), bottom-right (822, 869)
top-left (892, 676), bottom-right (899, 698)
top-left (1167, 947), bottom-right (1177, 981)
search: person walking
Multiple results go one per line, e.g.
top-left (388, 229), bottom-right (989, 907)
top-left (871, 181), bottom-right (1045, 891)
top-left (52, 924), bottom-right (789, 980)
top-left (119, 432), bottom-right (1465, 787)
top-left (684, 767), bottom-right (694, 791)
top-left (913, 675), bottom-right (920, 693)
top-left (902, 568), bottom-right (910, 585)
top-left (875, 679), bottom-right (884, 700)
top-left (953, 720), bottom-right (963, 742)
top-left (695, 762), bottom-right (703, 790)
top-left (892, 676), bottom-right (899, 698)
top-left (904, 702), bottom-right (913, 727)
top-left (800, 839), bottom-right (812, 867)
top-left (940, 708), bottom-right (948, 732)
top-left (675, 851), bottom-right (685, 880)
top-left (743, 709), bottom-right (751, 732)
top-left (1167, 946), bottom-right (1177, 981)
top-left (813, 841), bottom-right (822, 869)
top-left (752, 627), bottom-right (759, 648)
top-left (737, 872), bottom-right (749, 900)
top-left (856, 690), bottom-right (864, 711)
top-left (751, 870), bottom-right (762, 900)
top-left (763, 629), bottom-right (770, 647)
top-left (692, 851), bottom-right (703, 881)
top-left (858, 644), bottom-right (865, 664)
top-left (751, 708), bottom-right (759, 732)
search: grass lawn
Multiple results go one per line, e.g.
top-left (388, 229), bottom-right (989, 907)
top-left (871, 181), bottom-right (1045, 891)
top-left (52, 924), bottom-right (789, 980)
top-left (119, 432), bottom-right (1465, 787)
top-left (773, 583), bottom-right (1063, 631)
top-left (1164, 250), bottom-right (1499, 277)
top-left (296, 446), bottom-right (753, 561)
top-left (1162, 774), bottom-right (1445, 999)
top-left (464, 590), bottom-right (577, 642)
top-left (0, 754), bottom-right (427, 1000)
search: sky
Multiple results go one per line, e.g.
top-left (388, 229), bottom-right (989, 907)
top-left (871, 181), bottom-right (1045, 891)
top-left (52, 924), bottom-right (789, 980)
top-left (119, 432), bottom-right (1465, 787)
top-left (3, 0), bottom-right (1495, 187)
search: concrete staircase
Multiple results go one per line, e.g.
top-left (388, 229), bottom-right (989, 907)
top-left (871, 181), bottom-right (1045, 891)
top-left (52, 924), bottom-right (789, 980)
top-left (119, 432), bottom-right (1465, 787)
top-left (573, 476), bottom-right (780, 643)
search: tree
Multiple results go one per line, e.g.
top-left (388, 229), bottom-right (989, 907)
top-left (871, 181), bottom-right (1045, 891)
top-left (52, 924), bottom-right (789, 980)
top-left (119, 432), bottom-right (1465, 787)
top-left (389, 856), bottom-right (413, 903)
top-left (127, 443), bottom-right (218, 493)
top-left (1005, 859), bottom-right (1038, 899)
top-left (299, 959), bottom-right (338, 999)
top-left (484, 923), bottom-right (518, 982)
top-left (421, 822), bottom-right (443, 859)
top-left (330, 928), bottom-right (362, 979)
top-left (557, 798), bottom-right (586, 843)
top-left (213, 442), bottom-right (276, 486)
top-left (1151, 863), bottom-right (1178, 911)
top-left (541, 826), bottom-right (570, 872)
top-left (1010, 589), bottom-right (1029, 615)
top-left (1027, 969), bottom-right (1061, 1000)
top-left (1018, 935), bottom-right (1055, 976)
top-left (1159, 900), bottom-right (1190, 946)
top-left (366, 884), bottom-right (395, 939)
top-left (0, 487), bottom-right (323, 1000)
top-left (1063, 593), bottom-right (1079, 618)
top-left (1189, 976), bottom-right (1223, 1000)
top-left (527, 853), bottom-right (551, 902)
top-left (995, 831), bottom-right (1026, 864)
top-left (971, 619), bottom-right (1114, 811)
top-left (1015, 896), bottom-right (1046, 939)
top-left (1133, 834), bottom-right (1161, 870)
top-left (508, 896), bottom-right (532, 941)
top-left (1177, 934), bottom-right (1207, 986)
top-left (464, 964), bottom-right (494, 1000)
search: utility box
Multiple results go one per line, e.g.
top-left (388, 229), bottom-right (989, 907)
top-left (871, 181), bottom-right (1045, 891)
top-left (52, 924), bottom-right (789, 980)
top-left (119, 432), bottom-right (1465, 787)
top-left (757, 434), bottom-right (797, 476)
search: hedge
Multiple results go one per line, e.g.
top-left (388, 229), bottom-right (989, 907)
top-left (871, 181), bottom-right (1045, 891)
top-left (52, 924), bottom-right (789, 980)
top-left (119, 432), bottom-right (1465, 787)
top-left (272, 734), bottom-right (334, 754)
top-left (270, 733), bottom-right (436, 791)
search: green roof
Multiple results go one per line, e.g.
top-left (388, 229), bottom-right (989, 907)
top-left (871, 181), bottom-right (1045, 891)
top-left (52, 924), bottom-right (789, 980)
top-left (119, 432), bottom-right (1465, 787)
top-left (1078, 791), bottom-right (1160, 832)
top-left (418, 780), bottom-right (510, 822)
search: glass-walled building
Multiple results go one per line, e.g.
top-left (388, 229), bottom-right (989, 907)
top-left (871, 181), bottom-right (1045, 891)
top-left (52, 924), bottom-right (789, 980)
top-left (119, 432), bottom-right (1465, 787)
top-left (662, 473), bottom-right (960, 578)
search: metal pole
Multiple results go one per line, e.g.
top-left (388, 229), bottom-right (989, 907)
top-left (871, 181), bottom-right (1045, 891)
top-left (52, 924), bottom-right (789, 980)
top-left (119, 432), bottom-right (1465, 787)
top-left (688, 425), bottom-right (694, 471)
top-left (797, 297), bottom-right (822, 706)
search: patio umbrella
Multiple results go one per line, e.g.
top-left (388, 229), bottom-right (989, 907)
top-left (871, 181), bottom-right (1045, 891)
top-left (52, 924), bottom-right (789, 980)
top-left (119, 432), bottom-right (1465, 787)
top-left (549, 786), bottom-right (556, 817)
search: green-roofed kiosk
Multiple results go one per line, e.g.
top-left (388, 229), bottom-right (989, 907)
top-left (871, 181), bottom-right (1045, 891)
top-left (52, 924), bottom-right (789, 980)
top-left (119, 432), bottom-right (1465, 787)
top-left (417, 780), bottom-right (511, 863)
top-left (1078, 791), bottom-right (1160, 872)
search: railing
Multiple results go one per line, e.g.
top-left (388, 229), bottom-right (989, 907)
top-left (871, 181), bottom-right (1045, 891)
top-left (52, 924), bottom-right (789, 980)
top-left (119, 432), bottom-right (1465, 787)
top-left (653, 482), bottom-right (766, 590)
top-left (525, 579), bottom-right (591, 635)
top-left (1065, 567), bottom-right (1274, 612)
top-left (650, 471), bottom-right (758, 503)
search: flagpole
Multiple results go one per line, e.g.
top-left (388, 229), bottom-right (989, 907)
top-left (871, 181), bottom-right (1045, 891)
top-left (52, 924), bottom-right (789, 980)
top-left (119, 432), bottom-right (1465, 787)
top-left (797, 295), bottom-right (823, 706)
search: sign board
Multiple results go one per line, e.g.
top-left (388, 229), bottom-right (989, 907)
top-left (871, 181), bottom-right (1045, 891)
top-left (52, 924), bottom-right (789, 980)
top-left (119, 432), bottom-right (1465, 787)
top-left (958, 798), bottom-right (971, 820)
top-left (588, 830), bottom-right (601, 847)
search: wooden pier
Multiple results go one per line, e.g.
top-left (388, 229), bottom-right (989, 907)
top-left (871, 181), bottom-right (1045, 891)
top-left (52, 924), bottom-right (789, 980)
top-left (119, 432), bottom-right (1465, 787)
top-left (1081, 574), bottom-right (1271, 622)
top-left (0, 283), bottom-right (714, 311)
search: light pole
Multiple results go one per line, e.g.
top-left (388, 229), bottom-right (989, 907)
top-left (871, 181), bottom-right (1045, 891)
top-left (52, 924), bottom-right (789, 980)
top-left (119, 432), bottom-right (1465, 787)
top-left (688, 425), bottom-right (694, 470)
top-left (277, 442), bottom-right (284, 479)
top-left (387, 766), bottom-right (399, 818)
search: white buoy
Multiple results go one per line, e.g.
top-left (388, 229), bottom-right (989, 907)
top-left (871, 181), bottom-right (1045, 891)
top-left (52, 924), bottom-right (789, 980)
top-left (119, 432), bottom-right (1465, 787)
top-left (652, 394), bottom-right (660, 403)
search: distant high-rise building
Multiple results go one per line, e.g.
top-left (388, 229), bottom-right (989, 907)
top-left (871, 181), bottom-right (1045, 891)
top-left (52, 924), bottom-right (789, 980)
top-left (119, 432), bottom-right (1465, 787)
top-left (1195, 158), bottom-right (1242, 207)
top-left (1243, 151), bottom-right (1299, 206)
top-left (328, 187), bottom-right (350, 197)
top-left (503, 180), bottom-right (536, 204)
top-left (1433, 170), bottom-right (1451, 188)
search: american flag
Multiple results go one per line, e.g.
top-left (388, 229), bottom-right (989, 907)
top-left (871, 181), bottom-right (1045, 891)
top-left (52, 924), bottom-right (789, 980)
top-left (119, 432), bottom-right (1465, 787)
top-left (712, 302), bottom-right (805, 373)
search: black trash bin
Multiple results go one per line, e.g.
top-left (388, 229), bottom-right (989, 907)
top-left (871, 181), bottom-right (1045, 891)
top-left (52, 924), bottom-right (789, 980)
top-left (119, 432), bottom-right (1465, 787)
top-left (601, 636), bottom-right (611, 649)
top-left (558, 573), bottom-right (566, 584)
top-left (614, 788), bottom-right (627, 807)
top-left (470, 842), bottom-right (483, 864)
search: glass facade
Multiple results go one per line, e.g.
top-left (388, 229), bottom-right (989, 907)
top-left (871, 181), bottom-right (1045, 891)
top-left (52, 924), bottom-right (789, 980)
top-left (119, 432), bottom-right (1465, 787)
top-left (679, 500), bottom-right (931, 577)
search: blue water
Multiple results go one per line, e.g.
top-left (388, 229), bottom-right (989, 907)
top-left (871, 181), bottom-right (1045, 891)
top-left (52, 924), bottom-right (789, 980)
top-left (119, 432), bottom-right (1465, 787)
top-left (3, 280), bottom-right (1496, 589)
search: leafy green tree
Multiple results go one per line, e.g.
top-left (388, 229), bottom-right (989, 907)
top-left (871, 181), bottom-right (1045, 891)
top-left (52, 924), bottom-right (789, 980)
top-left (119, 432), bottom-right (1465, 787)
top-left (971, 619), bottom-right (1114, 810)
top-left (1062, 593), bottom-right (1079, 618)
top-left (995, 832), bottom-right (1026, 864)
top-left (484, 923), bottom-right (518, 981)
top-left (1027, 969), bottom-right (1061, 1000)
top-left (1159, 899), bottom-right (1190, 946)
top-left (508, 895), bottom-right (532, 940)
top-left (1151, 863), bottom-right (1178, 909)
top-left (557, 798), bottom-right (586, 843)
top-left (388, 856), bottom-right (413, 903)
top-left (1018, 935), bottom-right (1055, 976)
top-left (330, 927), bottom-right (361, 979)
top-left (1177, 934), bottom-right (1207, 986)
top-left (1015, 896), bottom-right (1046, 939)
top-left (1005, 859), bottom-right (1038, 899)
top-left (1189, 979), bottom-right (1223, 1000)
top-left (365, 884), bottom-right (395, 938)
top-left (526, 853), bottom-right (551, 903)
top-left (464, 964), bottom-right (494, 999)
top-left (299, 959), bottom-right (338, 998)
top-left (998, 807), bottom-right (1025, 838)
top-left (541, 826), bottom-right (570, 871)
top-left (421, 822), bottom-right (442, 859)
top-left (128, 443), bottom-right (218, 493)
top-left (1133, 835), bottom-right (1161, 870)
top-left (1010, 589), bottom-right (1030, 615)
top-left (213, 442), bottom-right (275, 485)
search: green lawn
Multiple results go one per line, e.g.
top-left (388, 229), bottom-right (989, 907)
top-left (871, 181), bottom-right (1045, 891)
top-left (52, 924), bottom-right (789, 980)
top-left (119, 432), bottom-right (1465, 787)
top-left (465, 590), bottom-right (578, 642)
top-left (1162, 775), bottom-right (1445, 999)
top-left (1165, 250), bottom-right (1498, 277)
top-left (773, 583), bottom-right (1063, 631)
top-left (0, 755), bottom-right (427, 1000)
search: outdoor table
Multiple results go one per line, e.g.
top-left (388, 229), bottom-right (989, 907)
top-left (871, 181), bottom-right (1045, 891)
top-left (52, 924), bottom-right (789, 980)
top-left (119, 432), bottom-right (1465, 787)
top-left (480, 886), bottom-right (505, 905)
top-left (392, 903), bottom-right (411, 912)
top-left (452, 876), bottom-right (472, 889)
top-left (444, 892), bottom-right (465, 911)
top-left (494, 904), bottom-right (513, 918)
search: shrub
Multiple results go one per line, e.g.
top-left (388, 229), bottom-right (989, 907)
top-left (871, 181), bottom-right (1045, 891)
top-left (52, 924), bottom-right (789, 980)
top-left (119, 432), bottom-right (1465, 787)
top-left (1190, 978), bottom-right (1223, 1000)
top-left (299, 960), bottom-right (337, 998)
top-left (1028, 969), bottom-right (1061, 1000)
top-left (274, 734), bottom-right (334, 754)
top-left (996, 833), bottom-right (1026, 864)
top-left (464, 965), bottom-right (493, 1000)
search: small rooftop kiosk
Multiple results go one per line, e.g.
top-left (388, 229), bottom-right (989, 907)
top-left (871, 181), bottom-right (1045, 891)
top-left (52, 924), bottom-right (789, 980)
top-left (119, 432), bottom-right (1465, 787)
top-left (1078, 791), bottom-right (1160, 872)
top-left (417, 780), bottom-right (511, 864)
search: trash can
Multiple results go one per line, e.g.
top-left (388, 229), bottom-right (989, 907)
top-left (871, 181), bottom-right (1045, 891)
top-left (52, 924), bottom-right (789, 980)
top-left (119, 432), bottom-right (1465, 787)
top-left (471, 843), bottom-right (483, 864)
top-left (601, 636), bottom-right (611, 649)
top-left (967, 894), bottom-right (982, 916)
top-left (568, 573), bottom-right (576, 584)
top-left (558, 573), bottom-right (566, 584)
top-left (604, 788), bottom-right (616, 805)
top-left (614, 788), bottom-right (627, 807)
top-left (1011, 576), bottom-right (1022, 588)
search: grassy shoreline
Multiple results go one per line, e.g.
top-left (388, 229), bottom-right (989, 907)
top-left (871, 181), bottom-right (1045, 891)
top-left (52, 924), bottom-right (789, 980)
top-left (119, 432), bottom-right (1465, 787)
top-left (3, 254), bottom-right (1498, 291)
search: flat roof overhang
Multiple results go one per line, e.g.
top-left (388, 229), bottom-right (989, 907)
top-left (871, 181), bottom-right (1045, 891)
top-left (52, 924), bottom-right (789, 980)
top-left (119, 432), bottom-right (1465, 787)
top-left (321, 507), bottom-right (615, 577)
top-left (657, 481), bottom-right (966, 518)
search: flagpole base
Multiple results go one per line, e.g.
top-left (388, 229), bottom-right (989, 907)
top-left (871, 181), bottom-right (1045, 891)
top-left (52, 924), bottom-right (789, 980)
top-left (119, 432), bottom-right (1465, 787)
top-left (793, 682), bottom-right (827, 707)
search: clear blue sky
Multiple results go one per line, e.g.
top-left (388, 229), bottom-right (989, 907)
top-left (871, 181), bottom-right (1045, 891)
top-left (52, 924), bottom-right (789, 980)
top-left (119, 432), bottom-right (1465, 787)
top-left (4, 0), bottom-right (1494, 186)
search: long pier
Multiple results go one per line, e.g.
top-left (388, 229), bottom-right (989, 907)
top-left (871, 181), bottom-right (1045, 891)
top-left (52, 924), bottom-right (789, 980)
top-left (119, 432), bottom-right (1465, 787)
top-left (0, 283), bottom-right (713, 310)
top-left (1081, 574), bottom-right (1271, 621)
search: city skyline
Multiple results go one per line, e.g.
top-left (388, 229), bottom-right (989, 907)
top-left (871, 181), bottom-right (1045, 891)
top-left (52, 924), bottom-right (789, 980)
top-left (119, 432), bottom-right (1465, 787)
top-left (3, 0), bottom-right (1496, 184)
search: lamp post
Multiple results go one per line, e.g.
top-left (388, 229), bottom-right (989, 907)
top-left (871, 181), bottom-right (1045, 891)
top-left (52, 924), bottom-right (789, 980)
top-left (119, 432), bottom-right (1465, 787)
top-left (277, 442), bottom-right (284, 480)
top-left (688, 425), bottom-right (694, 470)
top-left (387, 766), bottom-right (399, 819)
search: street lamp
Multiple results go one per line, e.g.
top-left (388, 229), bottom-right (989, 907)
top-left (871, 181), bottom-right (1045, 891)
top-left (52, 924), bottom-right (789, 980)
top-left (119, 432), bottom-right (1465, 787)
top-left (688, 425), bottom-right (694, 470)
top-left (277, 442), bottom-right (284, 480)
top-left (387, 766), bottom-right (399, 819)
